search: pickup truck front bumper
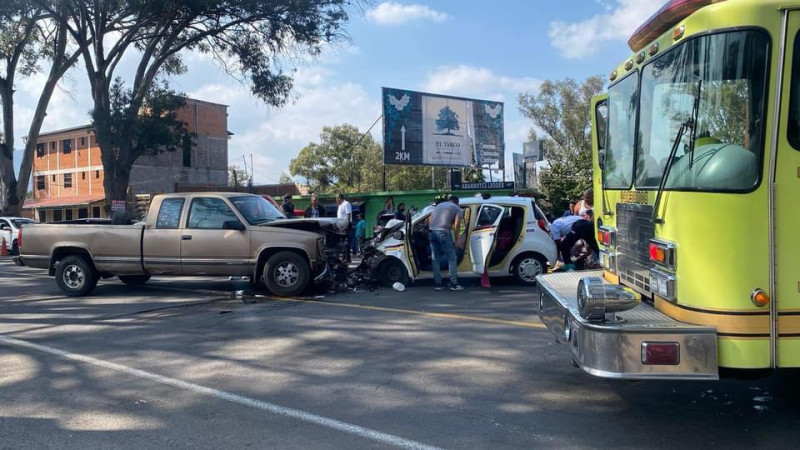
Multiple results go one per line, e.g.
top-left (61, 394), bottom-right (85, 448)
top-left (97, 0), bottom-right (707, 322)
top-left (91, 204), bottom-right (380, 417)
top-left (536, 271), bottom-right (718, 380)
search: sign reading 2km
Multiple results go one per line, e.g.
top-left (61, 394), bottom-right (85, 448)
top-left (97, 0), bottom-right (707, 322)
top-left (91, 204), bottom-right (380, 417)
top-left (382, 87), bottom-right (505, 168)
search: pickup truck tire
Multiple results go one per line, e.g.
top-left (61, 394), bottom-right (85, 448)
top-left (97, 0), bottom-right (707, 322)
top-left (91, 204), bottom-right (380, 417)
top-left (55, 255), bottom-right (98, 297)
top-left (263, 251), bottom-right (310, 297)
top-left (119, 275), bottom-right (151, 285)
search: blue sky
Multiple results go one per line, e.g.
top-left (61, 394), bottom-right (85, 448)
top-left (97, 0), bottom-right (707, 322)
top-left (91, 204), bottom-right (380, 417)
top-left (12, 0), bottom-right (664, 184)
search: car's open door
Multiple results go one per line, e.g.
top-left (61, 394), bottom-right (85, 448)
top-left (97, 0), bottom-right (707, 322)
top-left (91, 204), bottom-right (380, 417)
top-left (469, 204), bottom-right (504, 274)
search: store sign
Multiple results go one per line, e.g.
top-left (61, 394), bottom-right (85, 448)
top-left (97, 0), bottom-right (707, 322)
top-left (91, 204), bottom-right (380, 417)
top-left (451, 181), bottom-right (515, 191)
top-left (111, 200), bottom-right (126, 212)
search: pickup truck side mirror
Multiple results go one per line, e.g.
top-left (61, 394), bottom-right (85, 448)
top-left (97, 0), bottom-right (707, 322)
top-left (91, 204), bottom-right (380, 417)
top-left (223, 220), bottom-right (246, 231)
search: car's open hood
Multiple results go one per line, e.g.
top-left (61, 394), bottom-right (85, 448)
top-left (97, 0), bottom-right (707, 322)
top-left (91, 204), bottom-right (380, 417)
top-left (262, 218), bottom-right (349, 235)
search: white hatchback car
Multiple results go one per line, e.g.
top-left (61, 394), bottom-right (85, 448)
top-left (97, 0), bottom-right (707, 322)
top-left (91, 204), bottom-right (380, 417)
top-left (365, 196), bottom-right (557, 286)
top-left (0, 217), bottom-right (36, 254)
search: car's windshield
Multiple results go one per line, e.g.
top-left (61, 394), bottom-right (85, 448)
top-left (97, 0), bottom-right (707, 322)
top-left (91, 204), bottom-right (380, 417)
top-left (636, 31), bottom-right (769, 191)
top-left (230, 196), bottom-right (286, 225)
top-left (11, 219), bottom-right (35, 228)
top-left (603, 73), bottom-right (638, 189)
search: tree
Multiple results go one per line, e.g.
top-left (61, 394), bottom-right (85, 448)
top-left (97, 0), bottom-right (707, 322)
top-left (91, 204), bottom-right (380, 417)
top-left (0, 1), bottom-right (79, 214)
top-left (518, 76), bottom-right (604, 215)
top-left (435, 106), bottom-right (460, 135)
top-left (290, 124), bottom-right (383, 193)
top-left (228, 164), bottom-right (248, 189)
top-left (41, 0), bottom-right (356, 211)
top-left (279, 172), bottom-right (292, 185)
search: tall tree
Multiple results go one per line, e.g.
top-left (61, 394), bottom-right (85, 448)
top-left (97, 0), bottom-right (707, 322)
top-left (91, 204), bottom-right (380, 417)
top-left (290, 124), bottom-right (383, 193)
top-left (518, 76), bottom-right (604, 214)
top-left (40, 0), bottom-right (355, 211)
top-left (0, 1), bottom-right (79, 214)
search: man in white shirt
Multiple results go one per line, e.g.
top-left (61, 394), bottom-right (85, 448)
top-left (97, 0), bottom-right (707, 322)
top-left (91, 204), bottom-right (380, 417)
top-left (337, 194), bottom-right (353, 262)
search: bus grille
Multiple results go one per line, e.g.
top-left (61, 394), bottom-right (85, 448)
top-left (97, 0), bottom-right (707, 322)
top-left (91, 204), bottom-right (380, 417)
top-left (616, 203), bottom-right (654, 294)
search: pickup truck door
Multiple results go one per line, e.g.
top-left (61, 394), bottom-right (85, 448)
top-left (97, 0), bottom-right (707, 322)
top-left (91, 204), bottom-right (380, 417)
top-left (180, 197), bottom-right (251, 276)
top-left (143, 197), bottom-right (186, 275)
top-left (469, 204), bottom-right (504, 274)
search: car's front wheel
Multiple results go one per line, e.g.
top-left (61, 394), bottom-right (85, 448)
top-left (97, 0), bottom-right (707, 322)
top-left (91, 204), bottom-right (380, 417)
top-left (379, 258), bottom-right (410, 287)
top-left (55, 255), bottom-right (99, 297)
top-left (512, 253), bottom-right (547, 285)
top-left (11, 239), bottom-right (18, 255)
top-left (263, 251), bottom-right (310, 297)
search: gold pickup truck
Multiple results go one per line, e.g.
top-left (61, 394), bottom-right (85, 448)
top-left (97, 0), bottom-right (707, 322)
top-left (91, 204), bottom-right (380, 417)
top-left (15, 192), bottom-right (347, 297)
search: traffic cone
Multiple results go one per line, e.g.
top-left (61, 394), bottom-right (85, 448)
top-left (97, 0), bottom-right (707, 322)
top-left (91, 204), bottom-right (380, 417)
top-left (481, 268), bottom-right (491, 288)
top-left (0, 238), bottom-right (7, 256)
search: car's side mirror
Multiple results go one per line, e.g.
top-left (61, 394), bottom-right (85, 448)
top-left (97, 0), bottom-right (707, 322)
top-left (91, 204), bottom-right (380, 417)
top-left (223, 220), bottom-right (246, 231)
top-left (0, 225), bottom-right (8, 231)
top-left (392, 230), bottom-right (404, 241)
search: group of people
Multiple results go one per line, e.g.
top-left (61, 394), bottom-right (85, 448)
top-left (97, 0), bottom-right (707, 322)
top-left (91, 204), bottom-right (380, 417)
top-left (281, 193), bottom-right (365, 262)
top-left (550, 189), bottom-right (600, 271)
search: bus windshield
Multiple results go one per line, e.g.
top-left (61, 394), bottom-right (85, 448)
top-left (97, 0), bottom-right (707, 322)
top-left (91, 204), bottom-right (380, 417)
top-left (636, 31), bottom-right (769, 191)
top-left (603, 73), bottom-right (638, 189)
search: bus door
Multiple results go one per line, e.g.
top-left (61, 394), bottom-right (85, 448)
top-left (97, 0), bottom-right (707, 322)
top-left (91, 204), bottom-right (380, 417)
top-left (776, 9), bottom-right (800, 367)
top-left (469, 204), bottom-right (504, 274)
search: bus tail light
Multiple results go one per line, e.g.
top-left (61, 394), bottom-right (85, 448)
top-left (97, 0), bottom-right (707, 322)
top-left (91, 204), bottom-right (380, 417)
top-left (642, 342), bottom-right (680, 365)
top-left (597, 227), bottom-right (616, 247)
top-left (649, 239), bottom-right (676, 270)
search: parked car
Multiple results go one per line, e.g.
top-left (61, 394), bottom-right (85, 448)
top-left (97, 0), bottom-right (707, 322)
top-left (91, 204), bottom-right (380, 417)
top-left (363, 196), bottom-right (557, 286)
top-left (0, 217), bottom-right (36, 254)
top-left (15, 193), bottom-right (348, 297)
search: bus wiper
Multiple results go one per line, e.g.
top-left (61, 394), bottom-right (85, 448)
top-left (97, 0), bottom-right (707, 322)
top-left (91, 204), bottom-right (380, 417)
top-left (652, 80), bottom-right (701, 224)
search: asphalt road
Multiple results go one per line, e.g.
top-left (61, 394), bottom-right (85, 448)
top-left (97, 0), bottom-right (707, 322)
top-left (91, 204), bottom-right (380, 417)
top-left (1, 258), bottom-right (799, 449)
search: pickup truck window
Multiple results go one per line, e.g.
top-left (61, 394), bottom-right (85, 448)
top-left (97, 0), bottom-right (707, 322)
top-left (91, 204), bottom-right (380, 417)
top-left (231, 195), bottom-right (285, 225)
top-left (188, 197), bottom-right (241, 229)
top-left (156, 198), bottom-right (185, 229)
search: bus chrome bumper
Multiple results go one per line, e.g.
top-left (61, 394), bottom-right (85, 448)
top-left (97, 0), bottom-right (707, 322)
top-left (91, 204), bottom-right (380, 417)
top-left (536, 271), bottom-right (718, 380)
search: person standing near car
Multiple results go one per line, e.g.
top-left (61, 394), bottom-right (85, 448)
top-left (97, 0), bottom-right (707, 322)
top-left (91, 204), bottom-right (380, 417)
top-left (429, 195), bottom-right (463, 291)
top-left (304, 194), bottom-right (326, 218)
top-left (354, 214), bottom-right (367, 256)
top-left (395, 203), bottom-right (407, 221)
top-left (337, 193), bottom-right (353, 262)
top-left (282, 194), bottom-right (295, 217)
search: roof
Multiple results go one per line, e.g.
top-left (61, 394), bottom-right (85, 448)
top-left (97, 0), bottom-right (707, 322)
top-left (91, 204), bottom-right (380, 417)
top-left (23, 194), bottom-right (106, 209)
top-left (35, 124), bottom-right (93, 139)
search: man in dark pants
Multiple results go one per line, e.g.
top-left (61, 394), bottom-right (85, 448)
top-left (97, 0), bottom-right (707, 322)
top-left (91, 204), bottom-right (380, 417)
top-left (428, 195), bottom-right (463, 291)
top-left (558, 210), bottom-right (599, 271)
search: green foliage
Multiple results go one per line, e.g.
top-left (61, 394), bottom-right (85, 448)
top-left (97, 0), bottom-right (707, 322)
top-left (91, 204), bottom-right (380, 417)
top-left (290, 123), bottom-right (486, 194)
top-left (101, 78), bottom-right (192, 161)
top-left (519, 76), bottom-right (604, 215)
top-left (228, 164), bottom-right (248, 188)
top-left (279, 172), bottom-right (293, 184)
top-left (290, 124), bottom-right (383, 193)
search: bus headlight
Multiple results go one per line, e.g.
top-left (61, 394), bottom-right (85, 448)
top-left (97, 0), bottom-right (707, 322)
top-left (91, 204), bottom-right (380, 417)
top-left (577, 277), bottom-right (640, 322)
top-left (650, 268), bottom-right (676, 301)
top-left (599, 251), bottom-right (617, 273)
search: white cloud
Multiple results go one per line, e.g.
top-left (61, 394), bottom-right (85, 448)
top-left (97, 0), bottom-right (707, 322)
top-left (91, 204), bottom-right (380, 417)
top-left (422, 65), bottom-right (541, 101)
top-left (190, 67), bottom-right (380, 184)
top-left (366, 2), bottom-right (449, 26)
top-left (549, 0), bottom-right (663, 59)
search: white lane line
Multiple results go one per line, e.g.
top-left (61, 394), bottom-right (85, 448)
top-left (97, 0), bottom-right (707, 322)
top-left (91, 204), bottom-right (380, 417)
top-left (0, 334), bottom-right (442, 450)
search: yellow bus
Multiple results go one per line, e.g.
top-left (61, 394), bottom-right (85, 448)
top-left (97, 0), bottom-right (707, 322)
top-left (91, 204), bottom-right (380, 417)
top-left (538, 0), bottom-right (800, 379)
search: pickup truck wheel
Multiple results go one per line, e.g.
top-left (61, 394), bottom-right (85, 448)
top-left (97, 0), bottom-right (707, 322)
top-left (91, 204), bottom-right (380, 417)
top-left (263, 251), bottom-right (310, 297)
top-left (55, 255), bottom-right (98, 297)
top-left (119, 275), bottom-right (151, 285)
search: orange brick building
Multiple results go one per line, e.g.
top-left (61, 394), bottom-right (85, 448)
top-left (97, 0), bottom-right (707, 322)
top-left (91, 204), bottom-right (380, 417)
top-left (24, 98), bottom-right (229, 222)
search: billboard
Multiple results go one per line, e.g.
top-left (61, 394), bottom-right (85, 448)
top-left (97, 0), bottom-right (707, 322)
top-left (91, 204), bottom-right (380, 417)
top-left (523, 140), bottom-right (543, 162)
top-left (382, 87), bottom-right (504, 167)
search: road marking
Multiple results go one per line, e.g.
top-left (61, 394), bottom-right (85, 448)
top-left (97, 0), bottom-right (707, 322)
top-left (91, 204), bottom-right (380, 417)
top-left (258, 296), bottom-right (547, 329)
top-left (0, 334), bottom-right (441, 450)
